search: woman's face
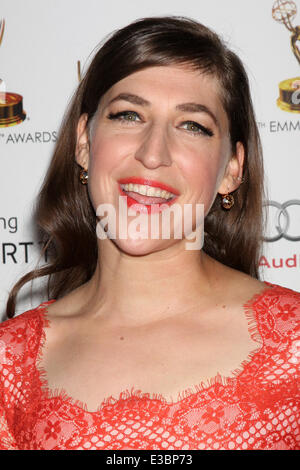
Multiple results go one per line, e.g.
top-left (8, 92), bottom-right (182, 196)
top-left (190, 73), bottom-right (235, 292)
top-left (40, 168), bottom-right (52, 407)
top-left (76, 64), bottom-right (243, 254)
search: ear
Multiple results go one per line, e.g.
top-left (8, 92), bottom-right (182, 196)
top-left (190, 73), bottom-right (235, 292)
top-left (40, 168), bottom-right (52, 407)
top-left (217, 141), bottom-right (245, 195)
top-left (75, 113), bottom-right (90, 170)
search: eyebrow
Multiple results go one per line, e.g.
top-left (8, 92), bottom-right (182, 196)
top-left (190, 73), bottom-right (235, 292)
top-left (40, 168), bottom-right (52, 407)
top-left (107, 92), bottom-right (220, 128)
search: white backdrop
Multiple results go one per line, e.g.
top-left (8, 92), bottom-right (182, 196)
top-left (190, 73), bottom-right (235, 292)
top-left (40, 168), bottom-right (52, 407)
top-left (1, 0), bottom-right (300, 318)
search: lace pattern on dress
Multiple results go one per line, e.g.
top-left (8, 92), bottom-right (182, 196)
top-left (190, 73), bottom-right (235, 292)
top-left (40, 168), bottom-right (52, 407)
top-left (0, 281), bottom-right (299, 450)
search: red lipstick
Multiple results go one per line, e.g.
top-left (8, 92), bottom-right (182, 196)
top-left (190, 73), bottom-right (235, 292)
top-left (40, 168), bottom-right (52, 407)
top-left (118, 177), bottom-right (180, 196)
top-left (117, 177), bottom-right (180, 214)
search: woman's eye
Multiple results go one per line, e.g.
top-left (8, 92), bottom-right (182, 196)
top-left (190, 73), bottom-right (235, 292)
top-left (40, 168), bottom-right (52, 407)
top-left (107, 112), bottom-right (213, 137)
top-left (181, 121), bottom-right (213, 137)
top-left (107, 111), bottom-right (141, 122)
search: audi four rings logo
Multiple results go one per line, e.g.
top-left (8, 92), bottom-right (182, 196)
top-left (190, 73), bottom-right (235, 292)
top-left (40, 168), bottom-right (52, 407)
top-left (263, 200), bottom-right (300, 242)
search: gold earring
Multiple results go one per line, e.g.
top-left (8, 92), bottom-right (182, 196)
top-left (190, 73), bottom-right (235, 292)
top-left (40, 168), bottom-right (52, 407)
top-left (79, 168), bottom-right (88, 185)
top-left (221, 188), bottom-right (234, 210)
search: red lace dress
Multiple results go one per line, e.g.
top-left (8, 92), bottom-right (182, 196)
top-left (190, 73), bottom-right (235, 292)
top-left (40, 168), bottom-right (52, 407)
top-left (0, 281), bottom-right (299, 450)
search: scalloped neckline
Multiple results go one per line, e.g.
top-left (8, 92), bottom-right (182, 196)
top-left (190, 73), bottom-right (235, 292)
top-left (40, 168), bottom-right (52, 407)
top-left (33, 281), bottom-right (277, 414)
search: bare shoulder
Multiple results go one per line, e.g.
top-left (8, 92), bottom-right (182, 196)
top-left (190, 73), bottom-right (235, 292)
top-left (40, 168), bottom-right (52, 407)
top-left (35, 287), bottom-right (97, 372)
top-left (38, 284), bottom-right (92, 355)
top-left (43, 284), bottom-right (88, 321)
top-left (206, 256), bottom-right (272, 306)
top-left (218, 261), bottom-right (300, 306)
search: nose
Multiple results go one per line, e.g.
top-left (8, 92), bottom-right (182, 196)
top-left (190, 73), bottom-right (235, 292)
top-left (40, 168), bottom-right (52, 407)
top-left (134, 122), bottom-right (172, 169)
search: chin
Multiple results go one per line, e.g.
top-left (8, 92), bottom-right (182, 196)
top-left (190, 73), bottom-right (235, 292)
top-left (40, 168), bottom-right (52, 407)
top-left (112, 237), bottom-right (173, 256)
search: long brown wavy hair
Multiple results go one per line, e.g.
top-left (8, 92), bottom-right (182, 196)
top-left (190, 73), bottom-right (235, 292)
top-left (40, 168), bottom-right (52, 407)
top-left (5, 16), bottom-right (266, 319)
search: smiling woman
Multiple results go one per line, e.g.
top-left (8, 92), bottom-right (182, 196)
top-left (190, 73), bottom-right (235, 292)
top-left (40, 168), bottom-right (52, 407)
top-left (1, 16), bottom-right (299, 451)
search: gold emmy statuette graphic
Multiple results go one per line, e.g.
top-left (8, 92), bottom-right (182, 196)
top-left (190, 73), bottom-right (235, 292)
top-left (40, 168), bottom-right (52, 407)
top-left (0, 18), bottom-right (26, 127)
top-left (272, 0), bottom-right (300, 113)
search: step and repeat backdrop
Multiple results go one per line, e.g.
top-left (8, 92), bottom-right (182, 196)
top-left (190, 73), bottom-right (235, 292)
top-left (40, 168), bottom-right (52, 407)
top-left (0, 0), bottom-right (300, 317)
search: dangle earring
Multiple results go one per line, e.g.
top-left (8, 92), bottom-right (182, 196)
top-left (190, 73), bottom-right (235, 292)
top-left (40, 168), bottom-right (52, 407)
top-left (220, 176), bottom-right (244, 209)
top-left (79, 168), bottom-right (88, 185)
top-left (221, 187), bottom-right (234, 210)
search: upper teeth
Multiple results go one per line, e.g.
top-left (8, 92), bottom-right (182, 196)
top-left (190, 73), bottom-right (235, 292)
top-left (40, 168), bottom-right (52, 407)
top-left (120, 183), bottom-right (176, 200)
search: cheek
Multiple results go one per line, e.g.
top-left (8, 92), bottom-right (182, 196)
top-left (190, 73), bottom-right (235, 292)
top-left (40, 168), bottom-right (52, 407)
top-left (179, 150), bottom-right (223, 201)
top-left (90, 134), bottom-right (119, 169)
top-left (87, 138), bottom-right (121, 207)
top-left (89, 132), bottom-right (134, 173)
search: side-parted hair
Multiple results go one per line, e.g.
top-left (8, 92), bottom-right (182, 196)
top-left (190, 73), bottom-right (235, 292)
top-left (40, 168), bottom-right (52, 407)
top-left (6, 16), bottom-right (266, 319)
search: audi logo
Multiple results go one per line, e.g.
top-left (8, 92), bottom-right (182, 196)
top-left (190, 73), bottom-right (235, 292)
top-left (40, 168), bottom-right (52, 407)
top-left (263, 200), bottom-right (300, 242)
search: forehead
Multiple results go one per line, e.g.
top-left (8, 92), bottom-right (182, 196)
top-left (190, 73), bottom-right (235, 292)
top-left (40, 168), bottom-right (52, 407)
top-left (100, 65), bottom-right (228, 130)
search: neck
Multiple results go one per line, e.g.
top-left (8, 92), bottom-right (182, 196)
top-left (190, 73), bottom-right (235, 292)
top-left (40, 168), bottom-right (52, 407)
top-left (75, 238), bottom-right (220, 327)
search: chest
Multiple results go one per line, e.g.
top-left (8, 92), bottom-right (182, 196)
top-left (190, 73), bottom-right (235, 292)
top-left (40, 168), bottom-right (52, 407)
top-left (38, 306), bottom-right (260, 412)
